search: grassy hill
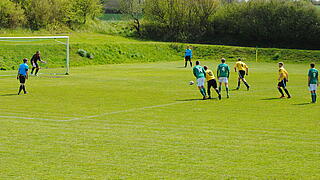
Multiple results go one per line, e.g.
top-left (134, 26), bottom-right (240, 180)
top-left (0, 32), bottom-right (320, 71)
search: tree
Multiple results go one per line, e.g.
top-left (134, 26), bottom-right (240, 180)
top-left (119, 0), bottom-right (144, 35)
top-left (0, 0), bottom-right (25, 28)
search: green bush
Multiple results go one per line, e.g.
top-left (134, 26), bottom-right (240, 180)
top-left (77, 49), bottom-right (88, 57)
top-left (0, 0), bottom-right (26, 28)
top-left (142, 0), bottom-right (320, 49)
top-left (213, 0), bottom-right (320, 48)
top-left (2, 0), bottom-right (103, 30)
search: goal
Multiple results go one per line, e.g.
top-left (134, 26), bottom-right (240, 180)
top-left (0, 36), bottom-right (70, 75)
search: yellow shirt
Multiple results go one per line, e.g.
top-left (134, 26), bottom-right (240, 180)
top-left (205, 69), bottom-right (215, 81)
top-left (234, 61), bottom-right (248, 71)
top-left (279, 67), bottom-right (288, 81)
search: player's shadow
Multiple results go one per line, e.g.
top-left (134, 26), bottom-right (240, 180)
top-left (176, 66), bottom-right (187, 69)
top-left (292, 103), bottom-right (311, 106)
top-left (177, 98), bottom-right (205, 101)
top-left (177, 98), bottom-right (219, 101)
top-left (0, 93), bottom-right (18, 96)
top-left (261, 97), bottom-right (281, 101)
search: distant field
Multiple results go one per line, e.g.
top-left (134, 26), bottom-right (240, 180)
top-left (1, 33), bottom-right (320, 72)
top-left (0, 61), bottom-right (319, 179)
top-left (99, 13), bottom-right (128, 21)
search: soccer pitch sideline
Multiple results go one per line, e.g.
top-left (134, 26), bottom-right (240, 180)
top-left (0, 61), bottom-right (319, 179)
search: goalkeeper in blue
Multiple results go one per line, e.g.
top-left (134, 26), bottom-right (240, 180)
top-left (308, 63), bottom-right (318, 103)
top-left (184, 46), bottom-right (193, 67)
top-left (217, 58), bottom-right (230, 98)
top-left (193, 61), bottom-right (207, 100)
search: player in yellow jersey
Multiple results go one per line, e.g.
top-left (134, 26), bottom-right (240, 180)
top-left (234, 58), bottom-right (250, 90)
top-left (278, 62), bottom-right (291, 98)
top-left (204, 66), bottom-right (221, 100)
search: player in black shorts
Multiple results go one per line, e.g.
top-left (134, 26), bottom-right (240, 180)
top-left (184, 46), bottom-right (193, 67)
top-left (234, 58), bottom-right (250, 90)
top-left (17, 58), bottom-right (29, 95)
top-left (30, 51), bottom-right (45, 76)
top-left (204, 66), bottom-right (221, 100)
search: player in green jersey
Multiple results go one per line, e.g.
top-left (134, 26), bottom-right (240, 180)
top-left (193, 61), bottom-right (207, 100)
top-left (217, 58), bottom-right (230, 98)
top-left (308, 63), bottom-right (319, 103)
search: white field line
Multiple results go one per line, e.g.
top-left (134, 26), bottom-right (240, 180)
top-left (0, 101), bottom-right (190, 122)
top-left (0, 111), bottom-right (76, 119)
top-left (0, 115), bottom-right (62, 122)
top-left (66, 101), bottom-right (189, 122)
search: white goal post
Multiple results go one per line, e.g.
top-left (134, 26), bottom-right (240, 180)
top-left (0, 36), bottom-right (70, 75)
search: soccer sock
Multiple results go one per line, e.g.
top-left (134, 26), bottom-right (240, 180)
top-left (226, 86), bottom-right (229, 97)
top-left (190, 61), bottom-right (192, 67)
top-left (18, 85), bottom-right (23, 94)
top-left (284, 89), bottom-right (291, 97)
top-left (218, 86), bottom-right (221, 93)
top-left (202, 87), bottom-right (206, 96)
top-left (185, 61), bottom-right (187, 67)
top-left (215, 89), bottom-right (220, 95)
top-left (237, 80), bottom-right (240, 88)
top-left (35, 69), bottom-right (39, 75)
top-left (200, 89), bottom-right (204, 97)
top-left (244, 81), bottom-right (249, 88)
top-left (278, 88), bottom-right (284, 96)
top-left (22, 85), bottom-right (26, 93)
top-left (31, 67), bottom-right (35, 74)
top-left (207, 88), bottom-right (211, 97)
top-left (312, 93), bottom-right (316, 102)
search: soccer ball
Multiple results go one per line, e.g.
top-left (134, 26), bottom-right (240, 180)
top-left (189, 81), bottom-right (194, 85)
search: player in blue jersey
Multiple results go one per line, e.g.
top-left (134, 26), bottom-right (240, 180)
top-left (17, 58), bottom-right (29, 95)
top-left (308, 63), bottom-right (319, 103)
top-left (193, 61), bottom-right (207, 99)
top-left (184, 46), bottom-right (193, 67)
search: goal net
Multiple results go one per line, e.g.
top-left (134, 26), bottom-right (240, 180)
top-left (0, 36), bottom-right (70, 76)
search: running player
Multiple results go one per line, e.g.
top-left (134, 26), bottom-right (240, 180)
top-left (193, 61), bottom-right (207, 100)
top-left (277, 62), bottom-right (291, 98)
top-left (204, 65), bottom-right (221, 100)
top-left (217, 58), bottom-right (230, 98)
top-left (17, 58), bottom-right (29, 95)
top-left (184, 46), bottom-right (193, 67)
top-left (30, 51), bottom-right (45, 76)
top-left (234, 58), bottom-right (250, 90)
top-left (308, 63), bottom-right (318, 103)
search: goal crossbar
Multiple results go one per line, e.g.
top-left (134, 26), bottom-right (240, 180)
top-left (0, 36), bottom-right (70, 75)
top-left (0, 36), bottom-right (69, 39)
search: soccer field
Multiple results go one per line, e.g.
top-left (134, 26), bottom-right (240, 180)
top-left (0, 61), bottom-right (319, 179)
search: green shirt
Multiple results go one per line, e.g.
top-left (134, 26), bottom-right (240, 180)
top-left (217, 63), bottom-right (230, 78)
top-left (308, 68), bottom-right (318, 84)
top-left (193, 65), bottom-right (206, 79)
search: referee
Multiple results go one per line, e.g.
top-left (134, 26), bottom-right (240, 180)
top-left (17, 58), bottom-right (29, 95)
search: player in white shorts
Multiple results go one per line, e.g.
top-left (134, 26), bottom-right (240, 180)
top-left (217, 58), bottom-right (230, 98)
top-left (308, 63), bottom-right (318, 103)
top-left (218, 77), bottom-right (228, 83)
top-left (193, 61), bottom-right (207, 100)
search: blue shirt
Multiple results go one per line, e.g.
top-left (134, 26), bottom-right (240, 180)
top-left (18, 63), bottom-right (29, 76)
top-left (185, 49), bottom-right (192, 58)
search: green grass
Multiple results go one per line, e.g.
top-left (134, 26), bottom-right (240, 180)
top-left (0, 61), bottom-right (319, 179)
